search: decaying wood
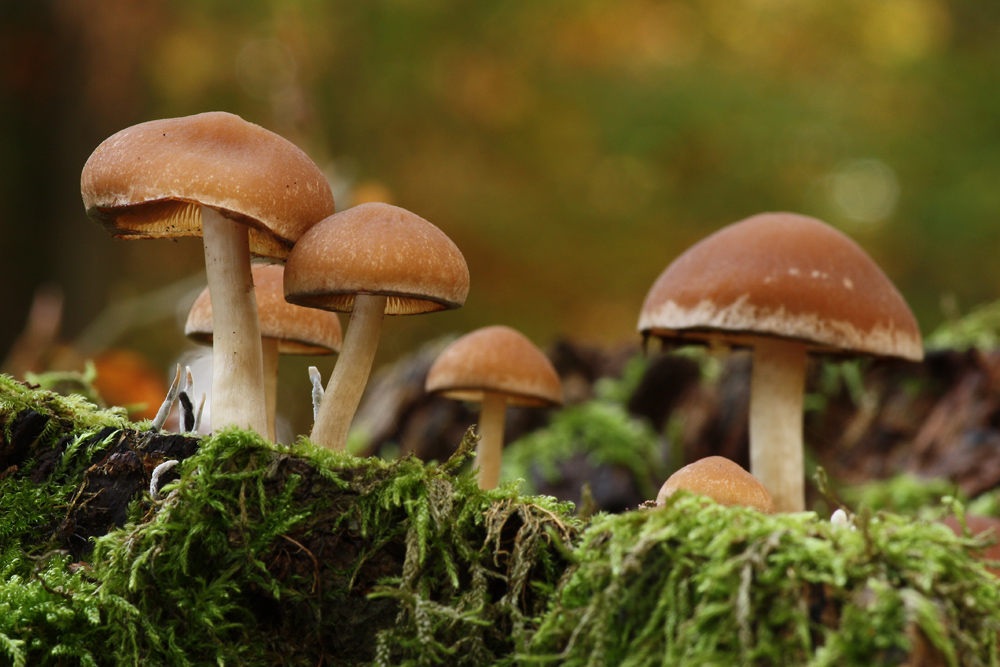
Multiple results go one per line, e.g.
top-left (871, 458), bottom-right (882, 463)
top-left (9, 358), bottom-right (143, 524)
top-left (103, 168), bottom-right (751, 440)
top-left (352, 339), bottom-right (1000, 508)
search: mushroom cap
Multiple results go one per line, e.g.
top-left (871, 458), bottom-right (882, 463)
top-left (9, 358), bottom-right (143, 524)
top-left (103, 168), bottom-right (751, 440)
top-left (186, 264), bottom-right (342, 355)
top-left (283, 202), bottom-right (470, 315)
top-left (81, 112), bottom-right (336, 260)
top-left (656, 456), bottom-right (775, 514)
top-left (425, 325), bottom-right (563, 408)
top-left (638, 212), bottom-right (923, 361)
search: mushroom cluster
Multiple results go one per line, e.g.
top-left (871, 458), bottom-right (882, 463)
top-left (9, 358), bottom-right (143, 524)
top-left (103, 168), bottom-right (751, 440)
top-left (80, 114), bottom-right (925, 511)
top-left (82, 115), bottom-right (471, 450)
top-left (82, 112), bottom-right (336, 436)
top-left (184, 264), bottom-right (343, 441)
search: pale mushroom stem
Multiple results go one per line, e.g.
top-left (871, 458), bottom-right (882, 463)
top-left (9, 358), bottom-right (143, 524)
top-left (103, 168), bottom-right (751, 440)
top-left (311, 293), bottom-right (386, 451)
top-left (262, 337), bottom-right (279, 442)
top-left (476, 391), bottom-right (507, 490)
top-left (748, 337), bottom-right (807, 513)
top-left (201, 205), bottom-right (268, 436)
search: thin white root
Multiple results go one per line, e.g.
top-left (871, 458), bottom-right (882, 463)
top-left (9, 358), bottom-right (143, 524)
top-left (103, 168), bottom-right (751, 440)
top-left (309, 366), bottom-right (324, 422)
top-left (150, 459), bottom-right (180, 501)
top-left (151, 365), bottom-right (182, 432)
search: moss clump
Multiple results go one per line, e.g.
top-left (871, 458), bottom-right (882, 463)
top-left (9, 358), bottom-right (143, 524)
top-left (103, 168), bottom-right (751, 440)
top-left (89, 428), bottom-right (578, 666)
top-left (3, 375), bottom-right (1000, 666)
top-left (523, 494), bottom-right (1000, 666)
top-left (0, 374), bottom-right (579, 666)
top-left (840, 474), bottom-right (963, 518)
top-left (502, 392), bottom-right (665, 506)
top-left (926, 298), bottom-right (1000, 351)
top-left (0, 374), bottom-right (139, 666)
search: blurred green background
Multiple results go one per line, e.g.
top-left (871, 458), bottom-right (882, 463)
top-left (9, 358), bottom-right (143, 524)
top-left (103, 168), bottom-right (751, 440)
top-left (2, 0), bottom-right (999, 425)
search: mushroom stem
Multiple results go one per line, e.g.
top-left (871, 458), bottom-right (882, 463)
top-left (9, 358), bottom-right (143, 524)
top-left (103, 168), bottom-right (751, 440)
top-left (476, 391), bottom-right (507, 490)
top-left (262, 337), bottom-right (279, 442)
top-left (201, 205), bottom-right (268, 436)
top-left (749, 337), bottom-right (807, 513)
top-left (311, 293), bottom-right (386, 451)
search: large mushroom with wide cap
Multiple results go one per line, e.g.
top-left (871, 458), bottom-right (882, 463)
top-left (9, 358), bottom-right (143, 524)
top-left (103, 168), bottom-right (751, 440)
top-left (425, 325), bottom-right (564, 490)
top-left (638, 212), bottom-right (923, 512)
top-left (81, 112), bottom-right (335, 435)
top-left (284, 202), bottom-right (469, 452)
top-left (185, 263), bottom-right (342, 441)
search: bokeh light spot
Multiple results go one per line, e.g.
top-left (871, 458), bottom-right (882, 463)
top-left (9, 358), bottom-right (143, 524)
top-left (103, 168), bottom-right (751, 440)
top-left (828, 158), bottom-right (900, 229)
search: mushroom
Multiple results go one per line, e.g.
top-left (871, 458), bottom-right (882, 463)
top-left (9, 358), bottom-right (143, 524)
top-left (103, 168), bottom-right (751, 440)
top-left (656, 456), bottom-right (774, 514)
top-left (81, 112), bottom-right (335, 435)
top-left (185, 264), bottom-right (343, 441)
top-left (425, 325), bottom-right (563, 490)
top-left (638, 212), bottom-right (922, 512)
top-left (283, 202), bottom-right (469, 451)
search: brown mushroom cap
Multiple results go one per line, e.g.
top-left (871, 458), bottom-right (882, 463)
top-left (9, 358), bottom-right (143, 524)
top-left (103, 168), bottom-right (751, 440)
top-left (185, 264), bottom-right (342, 355)
top-left (283, 202), bottom-right (470, 315)
top-left (426, 325), bottom-right (563, 408)
top-left (656, 456), bottom-right (775, 514)
top-left (638, 212), bottom-right (923, 361)
top-left (81, 111), bottom-right (336, 259)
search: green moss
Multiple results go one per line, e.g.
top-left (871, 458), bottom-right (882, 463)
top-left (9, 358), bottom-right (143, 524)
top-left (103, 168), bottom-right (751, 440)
top-left (501, 398), bottom-right (665, 502)
top-left (2, 375), bottom-right (999, 666)
top-left (840, 474), bottom-right (963, 517)
top-left (0, 373), bottom-right (127, 440)
top-left (927, 299), bottom-right (1000, 351)
top-left (0, 550), bottom-right (114, 667)
top-left (88, 427), bottom-right (578, 666)
top-left (838, 473), bottom-right (1000, 521)
top-left (0, 375), bottom-right (135, 667)
top-left (522, 495), bottom-right (1000, 666)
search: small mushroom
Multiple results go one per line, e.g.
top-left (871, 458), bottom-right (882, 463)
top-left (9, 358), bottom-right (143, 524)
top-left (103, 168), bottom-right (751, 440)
top-left (425, 325), bottom-right (563, 490)
top-left (639, 212), bottom-right (922, 512)
top-left (656, 456), bottom-right (774, 514)
top-left (185, 264), bottom-right (343, 441)
top-left (82, 112), bottom-right (335, 435)
top-left (284, 202), bottom-right (469, 451)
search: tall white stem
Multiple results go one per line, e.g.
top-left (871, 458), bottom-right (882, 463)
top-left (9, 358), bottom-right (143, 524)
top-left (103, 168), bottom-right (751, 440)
top-left (311, 294), bottom-right (386, 451)
top-left (749, 337), bottom-right (807, 513)
top-left (476, 391), bottom-right (507, 490)
top-left (262, 337), bottom-right (279, 442)
top-left (201, 205), bottom-right (267, 436)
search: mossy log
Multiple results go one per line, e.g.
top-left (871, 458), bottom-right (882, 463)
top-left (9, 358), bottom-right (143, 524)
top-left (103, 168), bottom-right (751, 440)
top-left (0, 375), bottom-right (576, 666)
top-left (1, 374), bottom-right (999, 666)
